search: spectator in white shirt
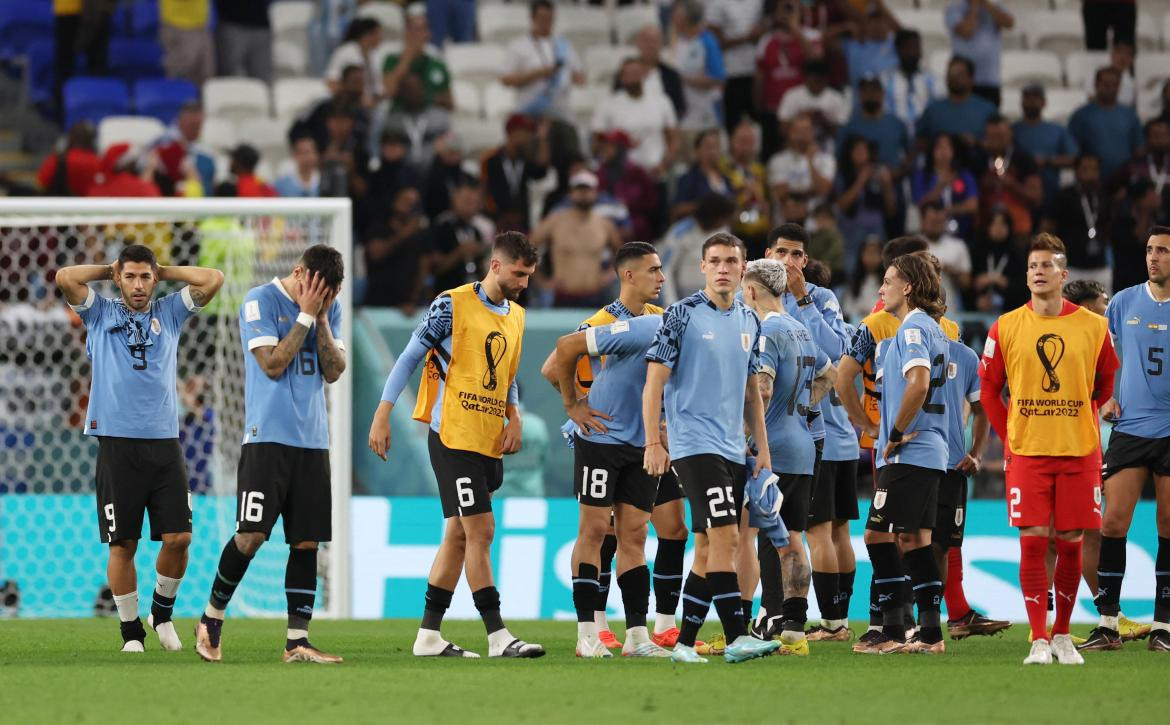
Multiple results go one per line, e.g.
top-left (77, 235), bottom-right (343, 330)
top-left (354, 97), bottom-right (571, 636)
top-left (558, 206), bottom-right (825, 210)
top-left (777, 59), bottom-right (849, 147)
top-left (767, 112), bottom-right (836, 212)
top-left (883, 28), bottom-right (941, 138)
top-left (705, 0), bottom-right (765, 134)
top-left (919, 199), bottom-right (973, 309)
top-left (325, 16), bottom-right (387, 106)
top-left (590, 58), bottom-right (679, 177)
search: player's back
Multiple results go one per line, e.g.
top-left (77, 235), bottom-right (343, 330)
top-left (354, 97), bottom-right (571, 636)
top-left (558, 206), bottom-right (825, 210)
top-left (875, 310), bottom-right (950, 470)
top-left (760, 312), bottom-right (822, 474)
top-left (943, 339), bottom-right (981, 470)
top-left (1106, 284), bottom-right (1170, 439)
top-left (239, 281), bottom-right (341, 449)
top-left (821, 323), bottom-right (861, 462)
top-left (583, 314), bottom-right (663, 447)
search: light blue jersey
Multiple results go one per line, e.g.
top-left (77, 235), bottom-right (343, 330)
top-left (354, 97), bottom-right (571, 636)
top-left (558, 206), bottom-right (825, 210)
top-left (579, 315), bottom-right (663, 447)
top-left (646, 291), bottom-right (761, 463)
top-left (874, 309), bottom-right (950, 471)
top-left (240, 279), bottom-right (343, 449)
top-left (944, 339), bottom-right (981, 470)
top-left (71, 287), bottom-right (199, 439)
top-left (782, 284), bottom-right (847, 445)
top-left (758, 312), bottom-right (829, 475)
top-left (1106, 283), bottom-right (1170, 439)
top-left (822, 322), bottom-right (861, 462)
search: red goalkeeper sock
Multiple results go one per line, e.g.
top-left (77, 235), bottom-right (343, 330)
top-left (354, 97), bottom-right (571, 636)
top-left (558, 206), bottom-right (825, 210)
top-left (1052, 537), bottom-right (1084, 636)
top-left (944, 547), bottom-right (972, 621)
top-left (1020, 536), bottom-right (1051, 642)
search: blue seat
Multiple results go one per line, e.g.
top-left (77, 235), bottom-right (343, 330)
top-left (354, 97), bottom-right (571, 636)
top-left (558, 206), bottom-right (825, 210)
top-left (24, 39), bottom-right (55, 106)
top-left (107, 38), bottom-right (164, 83)
top-left (134, 78), bottom-right (198, 124)
top-left (64, 76), bottom-right (130, 128)
top-left (130, 2), bottom-right (160, 37)
top-left (0, 4), bottom-right (54, 60)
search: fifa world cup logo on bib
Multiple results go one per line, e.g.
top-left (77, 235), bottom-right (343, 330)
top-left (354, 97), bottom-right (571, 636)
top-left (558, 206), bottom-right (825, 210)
top-left (482, 331), bottom-right (507, 391)
top-left (1035, 333), bottom-right (1065, 393)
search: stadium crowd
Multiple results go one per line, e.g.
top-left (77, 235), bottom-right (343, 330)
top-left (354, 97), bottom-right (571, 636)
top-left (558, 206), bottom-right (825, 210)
top-left (11, 0), bottom-right (1170, 313)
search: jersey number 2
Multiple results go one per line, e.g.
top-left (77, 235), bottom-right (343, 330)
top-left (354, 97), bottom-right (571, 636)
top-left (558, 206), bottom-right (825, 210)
top-left (922, 354), bottom-right (947, 415)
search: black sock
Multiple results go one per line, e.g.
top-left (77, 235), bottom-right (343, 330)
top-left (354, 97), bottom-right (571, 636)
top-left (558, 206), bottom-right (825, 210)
top-left (1096, 535), bottom-right (1126, 617)
top-left (209, 537), bottom-right (253, 611)
top-left (757, 533), bottom-right (784, 619)
top-left (472, 586), bottom-right (505, 634)
top-left (1156, 537), bottom-right (1170, 624)
top-left (707, 570), bottom-right (747, 641)
top-left (573, 563), bottom-right (600, 623)
top-left (285, 548), bottom-right (317, 637)
top-left (901, 556), bottom-right (914, 626)
top-left (905, 545), bottom-right (943, 642)
top-left (1048, 589), bottom-right (1055, 613)
top-left (597, 534), bottom-right (617, 616)
top-left (781, 597), bottom-right (808, 631)
top-left (617, 565), bottom-right (650, 629)
top-left (741, 598), bottom-right (754, 628)
top-left (812, 570), bottom-right (841, 621)
top-left (151, 591), bottom-right (176, 625)
top-left (678, 572), bottom-right (710, 647)
top-left (867, 542), bottom-right (904, 640)
top-left (120, 618), bottom-right (146, 643)
top-left (839, 569), bottom-right (856, 620)
top-left (421, 583), bottom-right (453, 631)
top-left (653, 538), bottom-right (686, 616)
top-left (868, 571), bottom-right (882, 626)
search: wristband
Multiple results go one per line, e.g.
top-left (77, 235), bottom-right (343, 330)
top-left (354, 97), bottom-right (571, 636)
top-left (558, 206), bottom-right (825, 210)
top-left (889, 427), bottom-right (904, 443)
top-left (797, 294), bottom-right (813, 307)
top-left (296, 312), bottom-right (316, 329)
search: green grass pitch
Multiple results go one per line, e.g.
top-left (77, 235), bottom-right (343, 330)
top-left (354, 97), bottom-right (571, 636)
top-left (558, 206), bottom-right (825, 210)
top-left (0, 618), bottom-right (1165, 724)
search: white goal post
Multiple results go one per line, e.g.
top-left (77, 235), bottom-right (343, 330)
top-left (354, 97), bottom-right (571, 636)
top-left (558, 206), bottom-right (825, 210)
top-left (0, 198), bottom-right (353, 619)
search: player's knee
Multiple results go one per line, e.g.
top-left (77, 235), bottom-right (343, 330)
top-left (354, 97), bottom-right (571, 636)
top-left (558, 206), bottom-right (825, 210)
top-left (109, 539), bottom-right (137, 558)
top-left (290, 540), bottom-right (318, 551)
top-left (1100, 516), bottom-right (1128, 538)
top-left (161, 532), bottom-right (191, 550)
top-left (1054, 529), bottom-right (1083, 542)
top-left (578, 516), bottom-right (608, 546)
top-left (462, 518), bottom-right (495, 548)
top-left (233, 532), bottom-right (265, 556)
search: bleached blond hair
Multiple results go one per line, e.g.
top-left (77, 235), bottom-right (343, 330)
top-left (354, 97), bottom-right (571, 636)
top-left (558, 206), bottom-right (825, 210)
top-left (744, 258), bottom-right (787, 297)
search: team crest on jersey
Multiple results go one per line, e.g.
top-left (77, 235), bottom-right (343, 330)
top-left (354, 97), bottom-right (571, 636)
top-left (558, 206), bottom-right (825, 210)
top-left (873, 490), bottom-right (887, 510)
top-left (955, 508), bottom-right (964, 527)
top-left (150, 318), bottom-right (161, 335)
top-left (741, 333), bottom-right (751, 352)
top-left (947, 362), bottom-right (958, 379)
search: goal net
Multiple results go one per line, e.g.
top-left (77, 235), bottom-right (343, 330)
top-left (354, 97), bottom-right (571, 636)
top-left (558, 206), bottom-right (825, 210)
top-left (0, 198), bottom-right (352, 619)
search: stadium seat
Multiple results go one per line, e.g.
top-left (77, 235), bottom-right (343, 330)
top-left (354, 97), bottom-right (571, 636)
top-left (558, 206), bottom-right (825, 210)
top-left (482, 81), bottom-right (517, 120)
top-left (445, 43), bottom-right (507, 87)
top-left (269, 0), bottom-right (314, 45)
top-left (1136, 13), bottom-right (1161, 52)
top-left (1064, 51), bottom-right (1111, 90)
top-left (894, 9), bottom-right (949, 55)
top-left (927, 49), bottom-right (950, 83)
top-left (453, 116), bottom-right (505, 159)
top-left (236, 118), bottom-right (290, 166)
top-left (272, 77), bottom-right (330, 123)
top-left (1038, 88), bottom-right (1087, 124)
top-left (451, 79), bottom-right (483, 119)
top-left (107, 38), bottom-right (165, 83)
top-left (97, 115), bottom-right (166, 153)
top-left (1136, 53), bottom-right (1170, 97)
top-left (199, 117), bottom-right (237, 153)
top-left (1026, 13), bottom-right (1085, 56)
top-left (557, 6), bottom-right (611, 51)
top-left (614, 5), bottom-right (656, 45)
top-left (477, 3), bottom-right (528, 45)
top-left (1001, 51), bottom-right (1063, 90)
top-left (133, 78), bottom-right (199, 124)
top-left (24, 39), bottom-right (55, 107)
top-left (357, 2), bottom-right (404, 41)
top-left (273, 39), bottom-right (309, 78)
top-left (130, 1), bottom-right (160, 37)
top-left (203, 77), bottom-right (271, 123)
top-left (0, 4), bottom-right (54, 59)
top-left (570, 84), bottom-right (610, 126)
top-left (583, 45), bottom-right (636, 86)
top-left (64, 77), bottom-right (130, 128)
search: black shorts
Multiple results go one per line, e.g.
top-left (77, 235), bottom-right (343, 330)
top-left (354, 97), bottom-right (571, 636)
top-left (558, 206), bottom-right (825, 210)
top-left (932, 470), bottom-right (969, 548)
top-left (573, 435), bottom-right (659, 513)
top-left (776, 473), bottom-right (813, 533)
top-left (655, 469), bottom-right (684, 506)
top-left (866, 463), bottom-right (941, 534)
top-left (671, 454), bottom-right (746, 532)
top-left (95, 437), bottom-right (191, 543)
top-left (428, 430), bottom-right (503, 518)
top-left (1102, 430), bottom-right (1170, 480)
top-left (808, 458), bottom-right (861, 526)
top-left (236, 442), bottom-right (332, 543)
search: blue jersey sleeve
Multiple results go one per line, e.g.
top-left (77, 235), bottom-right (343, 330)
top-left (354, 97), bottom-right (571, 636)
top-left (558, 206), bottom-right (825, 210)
top-left (797, 286), bottom-right (847, 359)
top-left (748, 314), bottom-right (762, 376)
top-left (645, 304), bottom-right (688, 369)
top-left (412, 294), bottom-right (453, 348)
top-left (241, 288), bottom-right (280, 351)
top-left (899, 322), bottom-right (931, 375)
top-left (813, 343), bottom-right (831, 375)
top-left (587, 315), bottom-right (661, 357)
top-left (157, 289), bottom-right (198, 332)
top-left (71, 288), bottom-right (112, 329)
top-left (759, 330), bottom-right (785, 378)
top-left (1105, 290), bottom-right (1123, 345)
top-left (700, 31), bottom-right (726, 81)
top-left (327, 299), bottom-right (343, 348)
top-left (847, 323), bottom-right (875, 365)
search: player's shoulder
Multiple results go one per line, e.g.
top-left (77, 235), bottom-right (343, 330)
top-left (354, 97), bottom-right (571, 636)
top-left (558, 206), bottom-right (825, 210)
top-left (809, 283), bottom-right (841, 308)
top-left (579, 305), bottom-right (618, 330)
top-left (670, 291), bottom-right (709, 316)
top-left (949, 338), bottom-right (979, 364)
top-left (644, 302), bottom-right (665, 315)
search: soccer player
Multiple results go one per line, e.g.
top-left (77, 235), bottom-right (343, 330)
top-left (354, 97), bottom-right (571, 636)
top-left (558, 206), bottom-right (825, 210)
top-left (642, 233), bottom-right (780, 664)
top-left (538, 242), bottom-right (691, 650)
top-left (551, 311), bottom-right (671, 658)
top-left (1063, 279), bottom-right (1109, 316)
top-left (368, 232), bottom-right (544, 658)
top-left (1088, 227), bottom-right (1170, 653)
top-left (194, 245), bottom-right (346, 664)
top-left (855, 253), bottom-right (951, 655)
top-left (741, 257), bottom-right (835, 655)
top-left (979, 234), bottom-right (1119, 665)
top-left (753, 225), bottom-right (849, 650)
top-left (57, 245), bottom-right (223, 653)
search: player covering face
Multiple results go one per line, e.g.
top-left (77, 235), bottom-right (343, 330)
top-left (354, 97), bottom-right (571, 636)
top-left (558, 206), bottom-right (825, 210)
top-left (57, 244), bottom-right (223, 653)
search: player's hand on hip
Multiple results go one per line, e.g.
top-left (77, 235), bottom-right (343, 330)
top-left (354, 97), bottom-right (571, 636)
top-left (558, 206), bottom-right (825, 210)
top-left (862, 421), bottom-right (879, 440)
top-left (1100, 397), bottom-right (1121, 422)
top-left (566, 398), bottom-right (611, 435)
top-left (881, 432), bottom-right (916, 463)
top-left (498, 417), bottom-right (523, 455)
top-left (298, 272), bottom-right (330, 317)
top-left (956, 453), bottom-right (980, 475)
top-left (643, 443), bottom-right (670, 477)
top-left (368, 416), bottom-right (392, 461)
top-left (753, 450), bottom-right (772, 479)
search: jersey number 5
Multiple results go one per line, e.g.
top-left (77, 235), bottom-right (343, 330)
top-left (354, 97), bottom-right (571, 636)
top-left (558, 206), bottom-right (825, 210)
top-left (1147, 347), bottom-right (1164, 376)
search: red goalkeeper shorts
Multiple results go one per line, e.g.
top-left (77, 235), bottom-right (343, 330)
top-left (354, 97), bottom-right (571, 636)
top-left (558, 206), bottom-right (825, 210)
top-left (1003, 451), bottom-right (1102, 530)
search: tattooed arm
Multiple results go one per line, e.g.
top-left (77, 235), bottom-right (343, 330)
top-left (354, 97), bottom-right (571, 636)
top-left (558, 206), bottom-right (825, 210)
top-left (158, 265), bottom-right (224, 307)
top-left (316, 296), bottom-right (346, 384)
